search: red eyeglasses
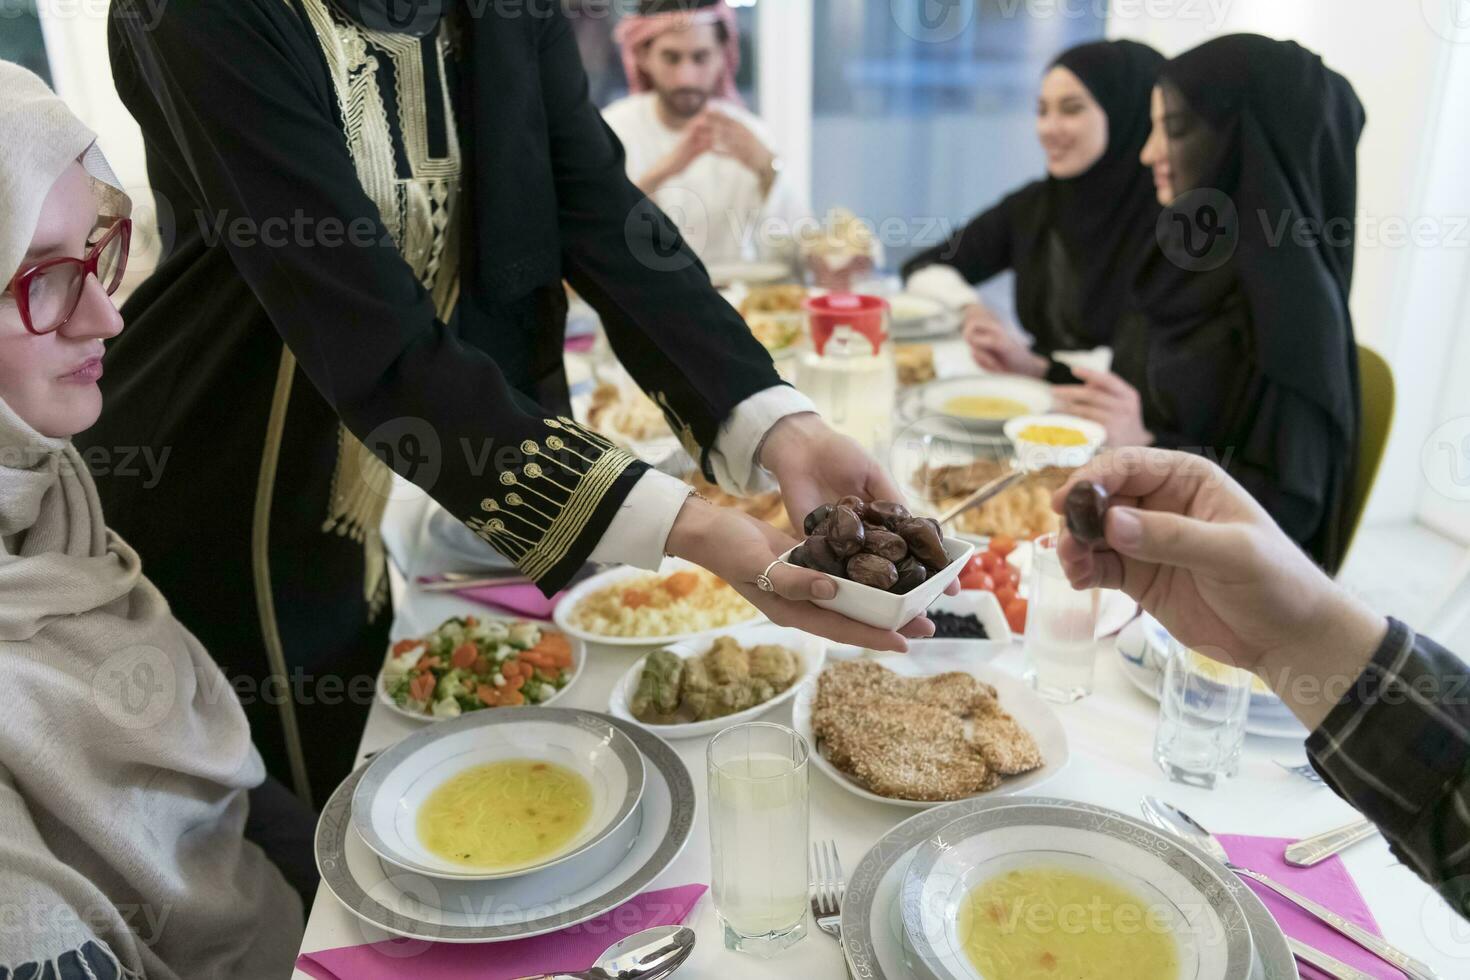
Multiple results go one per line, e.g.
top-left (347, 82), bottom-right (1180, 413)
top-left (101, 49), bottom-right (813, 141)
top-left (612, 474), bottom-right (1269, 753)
top-left (6, 218), bottom-right (131, 335)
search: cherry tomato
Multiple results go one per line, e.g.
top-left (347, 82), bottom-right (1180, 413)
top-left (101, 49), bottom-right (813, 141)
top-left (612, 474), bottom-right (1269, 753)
top-left (1004, 597), bottom-right (1029, 634)
top-left (979, 551), bottom-right (1005, 575)
top-left (1002, 564), bottom-right (1022, 588)
top-left (988, 535), bottom-right (1017, 558)
top-left (961, 568), bottom-right (995, 592)
top-left (992, 584), bottom-right (1017, 608)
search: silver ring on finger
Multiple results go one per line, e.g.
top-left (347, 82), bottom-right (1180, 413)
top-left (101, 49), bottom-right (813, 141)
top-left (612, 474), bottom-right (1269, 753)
top-left (755, 559), bottom-right (782, 593)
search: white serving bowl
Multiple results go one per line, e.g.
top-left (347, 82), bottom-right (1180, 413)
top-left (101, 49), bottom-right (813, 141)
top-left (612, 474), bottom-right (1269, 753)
top-left (920, 376), bottom-right (1054, 433)
top-left (778, 536), bottom-right (974, 631)
top-left (908, 589), bottom-right (1013, 653)
top-left (352, 709), bottom-right (645, 880)
top-left (607, 624), bottom-right (825, 739)
top-left (1003, 413), bottom-right (1106, 469)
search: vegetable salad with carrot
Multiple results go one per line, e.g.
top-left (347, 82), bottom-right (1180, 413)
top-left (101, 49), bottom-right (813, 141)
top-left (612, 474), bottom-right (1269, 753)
top-left (383, 616), bottom-right (574, 719)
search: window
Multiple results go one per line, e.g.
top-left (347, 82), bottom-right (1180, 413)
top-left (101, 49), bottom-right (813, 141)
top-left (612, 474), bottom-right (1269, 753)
top-left (809, 0), bottom-right (1103, 269)
top-left (0, 0), bottom-right (51, 82)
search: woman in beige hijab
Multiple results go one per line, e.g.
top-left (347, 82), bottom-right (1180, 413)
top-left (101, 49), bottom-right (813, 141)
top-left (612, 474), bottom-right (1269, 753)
top-left (0, 61), bottom-right (306, 977)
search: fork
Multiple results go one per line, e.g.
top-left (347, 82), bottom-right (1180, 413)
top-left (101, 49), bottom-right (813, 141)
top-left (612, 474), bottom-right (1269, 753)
top-left (810, 839), bottom-right (845, 941)
top-left (1276, 759), bottom-right (1326, 785)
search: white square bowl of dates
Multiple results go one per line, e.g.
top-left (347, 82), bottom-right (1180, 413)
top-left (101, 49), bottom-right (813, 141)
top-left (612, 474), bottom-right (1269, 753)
top-left (778, 534), bottom-right (974, 631)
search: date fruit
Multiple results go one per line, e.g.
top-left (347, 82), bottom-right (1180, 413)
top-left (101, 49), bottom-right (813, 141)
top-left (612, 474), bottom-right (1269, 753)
top-left (827, 504), bottom-right (866, 558)
top-left (897, 517), bottom-right (949, 572)
top-left (804, 503), bottom-right (833, 536)
top-left (846, 553), bottom-right (899, 591)
top-left (893, 556), bottom-right (929, 593)
top-left (1064, 481), bottom-right (1110, 546)
top-left (862, 527), bottom-right (908, 562)
top-left (803, 534), bottom-right (846, 576)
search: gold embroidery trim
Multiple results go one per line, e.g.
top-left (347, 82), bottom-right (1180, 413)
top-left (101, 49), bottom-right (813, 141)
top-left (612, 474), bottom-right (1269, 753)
top-left (252, 349), bottom-right (315, 808)
top-left (294, 0), bottom-right (462, 611)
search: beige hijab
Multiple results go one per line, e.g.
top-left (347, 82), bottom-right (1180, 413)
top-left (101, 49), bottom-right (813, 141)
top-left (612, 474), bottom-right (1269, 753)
top-left (0, 61), bottom-right (300, 977)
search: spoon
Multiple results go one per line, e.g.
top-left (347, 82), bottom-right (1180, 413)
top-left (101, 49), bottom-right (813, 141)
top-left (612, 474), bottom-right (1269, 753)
top-left (514, 925), bottom-right (696, 980)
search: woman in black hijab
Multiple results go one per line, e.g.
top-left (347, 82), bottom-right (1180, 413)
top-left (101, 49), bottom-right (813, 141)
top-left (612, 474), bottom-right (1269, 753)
top-left (1055, 34), bottom-right (1363, 572)
top-left (903, 40), bottom-right (1163, 382)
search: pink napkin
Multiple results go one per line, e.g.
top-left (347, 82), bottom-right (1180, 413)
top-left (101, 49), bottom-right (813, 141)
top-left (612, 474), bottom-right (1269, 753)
top-left (455, 583), bottom-right (564, 620)
top-left (295, 884), bottom-right (706, 980)
top-left (1220, 835), bottom-right (1406, 979)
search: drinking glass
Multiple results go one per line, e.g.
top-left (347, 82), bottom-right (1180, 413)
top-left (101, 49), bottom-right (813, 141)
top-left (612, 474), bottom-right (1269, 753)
top-left (1154, 637), bottom-right (1252, 788)
top-left (707, 722), bottom-right (810, 956)
top-left (1022, 533), bottom-right (1101, 702)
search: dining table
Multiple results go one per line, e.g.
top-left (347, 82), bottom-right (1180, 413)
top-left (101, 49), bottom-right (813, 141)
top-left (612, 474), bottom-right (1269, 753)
top-left (293, 335), bottom-right (1465, 978)
top-left (292, 557), bottom-right (1465, 975)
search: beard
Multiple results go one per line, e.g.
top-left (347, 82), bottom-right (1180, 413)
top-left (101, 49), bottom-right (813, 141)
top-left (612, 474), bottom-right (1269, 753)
top-left (658, 86), bottom-right (711, 121)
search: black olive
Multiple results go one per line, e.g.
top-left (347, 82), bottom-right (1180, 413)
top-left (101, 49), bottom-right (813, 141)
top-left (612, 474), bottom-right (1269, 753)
top-left (827, 505), bottom-right (866, 559)
top-left (893, 556), bottom-right (929, 593)
top-left (1065, 481), bottom-right (1110, 546)
top-left (803, 503), bottom-right (834, 536)
top-left (861, 527), bottom-right (908, 562)
top-left (846, 553), bottom-right (899, 590)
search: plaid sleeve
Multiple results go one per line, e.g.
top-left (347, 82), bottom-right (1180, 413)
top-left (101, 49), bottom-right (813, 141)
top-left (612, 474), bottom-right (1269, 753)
top-left (1307, 618), bottom-right (1470, 916)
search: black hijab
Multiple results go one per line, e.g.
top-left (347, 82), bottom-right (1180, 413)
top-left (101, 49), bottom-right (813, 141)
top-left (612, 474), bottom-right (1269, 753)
top-left (330, 0), bottom-right (447, 36)
top-left (1034, 39), bottom-right (1164, 345)
top-left (1138, 34), bottom-right (1364, 454)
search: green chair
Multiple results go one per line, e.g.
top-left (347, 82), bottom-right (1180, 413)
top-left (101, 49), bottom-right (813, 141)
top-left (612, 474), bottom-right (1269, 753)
top-left (1341, 344), bottom-right (1395, 562)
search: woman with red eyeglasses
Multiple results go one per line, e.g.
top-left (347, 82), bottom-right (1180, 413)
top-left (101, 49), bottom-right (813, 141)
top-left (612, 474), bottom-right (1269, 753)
top-left (0, 64), bottom-right (305, 977)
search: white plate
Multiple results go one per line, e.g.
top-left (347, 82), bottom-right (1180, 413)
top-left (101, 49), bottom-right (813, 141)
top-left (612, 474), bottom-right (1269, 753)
top-left (792, 649), bottom-right (1068, 810)
top-left (841, 796), bottom-right (1296, 980)
top-left (1115, 616), bottom-right (1307, 740)
top-left (608, 624), bottom-right (825, 739)
top-left (554, 557), bottom-right (765, 648)
top-left (569, 383), bottom-right (683, 464)
top-left (706, 260), bottom-right (794, 288)
top-left (901, 803), bottom-right (1254, 980)
top-left (779, 536), bottom-right (975, 632)
top-left (375, 617), bottom-right (586, 723)
top-left (352, 710), bottom-right (645, 880)
top-left (919, 376), bottom-right (1053, 431)
top-left (316, 711), bottom-right (696, 943)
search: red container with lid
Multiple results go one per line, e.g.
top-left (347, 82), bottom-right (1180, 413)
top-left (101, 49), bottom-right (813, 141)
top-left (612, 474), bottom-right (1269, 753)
top-left (803, 294), bottom-right (889, 355)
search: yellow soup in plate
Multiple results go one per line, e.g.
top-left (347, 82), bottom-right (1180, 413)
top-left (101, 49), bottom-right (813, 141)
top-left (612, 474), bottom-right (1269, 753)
top-left (957, 865), bottom-right (1180, 980)
top-left (943, 396), bottom-right (1032, 420)
top-left (417, 759), bottom-right (593, 869)
top-left (1015, 424), bottom-right (1087, 447)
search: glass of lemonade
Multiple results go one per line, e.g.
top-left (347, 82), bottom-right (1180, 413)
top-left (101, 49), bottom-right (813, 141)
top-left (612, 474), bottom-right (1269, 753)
top-left (1154, 637), bottom-right (1252, 789)
top-left (1023, 533), bottom-right (1101, 702)
top-left (707, 722), bottom-right (810, 956)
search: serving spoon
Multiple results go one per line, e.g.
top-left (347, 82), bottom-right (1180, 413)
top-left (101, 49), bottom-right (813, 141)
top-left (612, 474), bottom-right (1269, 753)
top-left (514, 925), bottom-right (696, 980)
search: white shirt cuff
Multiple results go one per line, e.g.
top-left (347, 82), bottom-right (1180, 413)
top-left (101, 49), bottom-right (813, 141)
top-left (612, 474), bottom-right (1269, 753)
top-left (905, 264), bottom-right (979, 311)
top-left (587, 470), bottom-right (693, 570)
top-left (706, 386), bottom-right (818, 495)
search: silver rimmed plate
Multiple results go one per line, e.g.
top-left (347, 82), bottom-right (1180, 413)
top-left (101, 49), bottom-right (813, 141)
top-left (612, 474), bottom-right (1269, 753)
top-left (352, 709), bottom-right (645, 879)
top-left (900, 802), bottom-right (1254, 980)
top-left (317, 711), bottom-right (696, 943)
top-left (841, 797), bottom-right (1297, 980)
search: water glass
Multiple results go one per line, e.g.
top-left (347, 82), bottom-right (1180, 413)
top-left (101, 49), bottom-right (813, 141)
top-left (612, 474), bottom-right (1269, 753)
top-left (1154, 637), bottom-right (1252, 789)
top-left (707, 722), bottom-right (810, 956)
top-left (1023, 533), bottom-right (1101, 702)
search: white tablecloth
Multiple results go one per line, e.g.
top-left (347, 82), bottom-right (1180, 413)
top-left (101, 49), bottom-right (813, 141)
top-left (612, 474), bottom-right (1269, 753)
top-left (292, 505), bottom-right (1468, 978)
